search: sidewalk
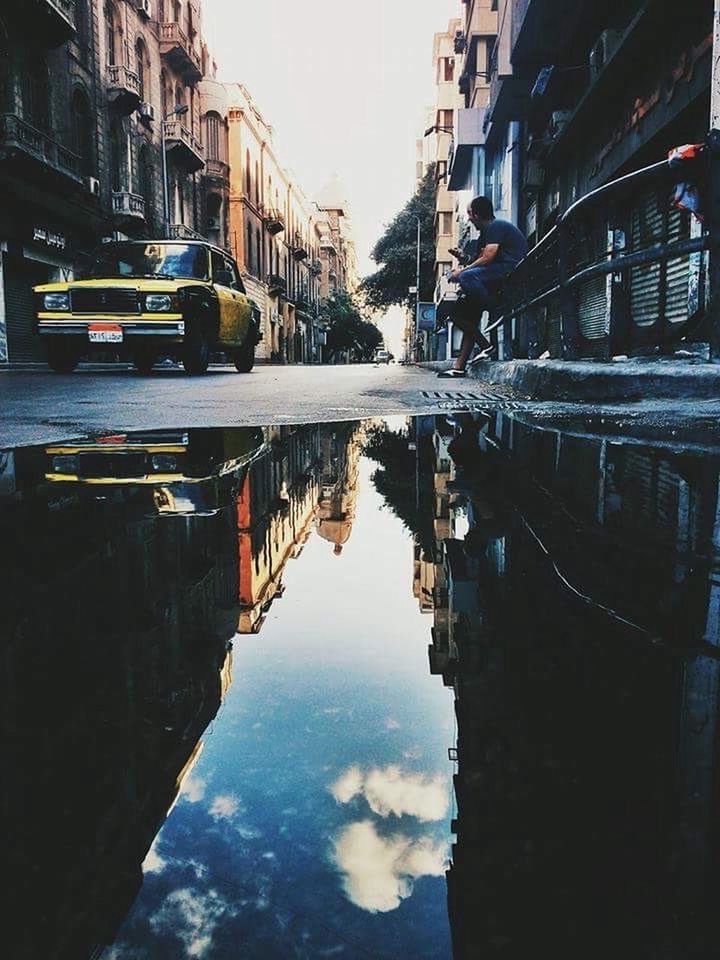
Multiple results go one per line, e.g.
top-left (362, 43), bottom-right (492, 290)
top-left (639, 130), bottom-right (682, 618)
top-left (422, 356), bottom-right (720, 402)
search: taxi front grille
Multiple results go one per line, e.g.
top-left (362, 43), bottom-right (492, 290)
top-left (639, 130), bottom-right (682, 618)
top-left (70, 288), bottom-right (140, 314)
top-left (76, 453), bottom-right (148, 479)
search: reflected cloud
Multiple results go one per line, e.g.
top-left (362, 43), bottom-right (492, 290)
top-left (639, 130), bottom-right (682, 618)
top-left (149, 888), bottom-right (237, 959)
top-left (209, 794), bottom-right (241, 821)
top-left (179, 774), bottom-right (207, 804)
top-left (330, 765), bottom-right (449, 822)
top-left (331, 820), bottom-right (447, 913)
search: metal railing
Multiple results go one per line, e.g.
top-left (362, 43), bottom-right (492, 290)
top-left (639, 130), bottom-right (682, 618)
top-left (0, 113), bottom-right (83, 182)
top-left (490, 155), bottom-right (710, 359)
top-left (158, 22), bottom-right (202, 75)
top-left (107, 64), bottom-right (141, 97)
top-left (168, 223), bottom-right (205, 241)
top-left (112, 191), bottom-right (146, 218)
top-left (163, 119), bottom-right (205, 161)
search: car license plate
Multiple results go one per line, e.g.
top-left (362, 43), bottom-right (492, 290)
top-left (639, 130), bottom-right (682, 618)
top-left (88, 323), bottom-right (123, 344)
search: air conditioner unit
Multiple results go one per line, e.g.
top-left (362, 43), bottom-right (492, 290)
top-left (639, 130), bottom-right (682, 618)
top-left (136, 0), bottom-right (152, 19)
top-left (550, 110), bottom-right (572, 138)
top-left (87, 176), bottom-right (100, 196)
top-left (589, 29), bottom-right (623, 80)
top-left (138, 102), bottom-right (155, 123)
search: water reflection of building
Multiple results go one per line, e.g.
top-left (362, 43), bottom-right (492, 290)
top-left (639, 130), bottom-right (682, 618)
top-left (315, 423), bottom-right (363, 555)
top-left (1, 421), bottom-right (363, 958)
top-left (405, 412), bottom-right (720, 958)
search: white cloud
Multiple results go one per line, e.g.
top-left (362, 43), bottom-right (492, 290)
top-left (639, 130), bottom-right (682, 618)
top-left (142, 838), bottom-right (167, 875)
top-left (179, 775), bottom-right (207, 804)
top-left (385, 718), bottom-right (401, 730)
top-left (209, 794), bottom-right (240, 821)
top-left (149, 888), bottom-right (235, 959)
top-left (331, 821), bottom-right (447, 913)
top-left (330, 765), bottom-right (449, 822)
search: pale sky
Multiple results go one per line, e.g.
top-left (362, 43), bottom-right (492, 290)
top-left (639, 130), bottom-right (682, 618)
top-left (202, 0), bottom-right (459, 277)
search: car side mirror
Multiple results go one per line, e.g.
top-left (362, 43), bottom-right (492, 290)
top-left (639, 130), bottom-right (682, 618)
top-left (215, 269), bottom-right (233, 286)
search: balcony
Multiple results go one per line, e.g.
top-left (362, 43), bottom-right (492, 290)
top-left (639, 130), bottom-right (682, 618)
top-left (0, 113), bottom-right (83, 185)
top-left (264, 208), bottom-right (285, 235)
top-left (292, 233), bottom-right (308, 262)
top-left (168, 223), bottom-right (205, 241)
top-left (310, 259), bottom-right (322, 276)
top-left (159, 22), bottom-right (203, 83)
top-left (448, 107), bottom-right (486, 190)
top-left (203, 158), bottom-right (230, 184)
top-left (107, 65), bottom-right (141, 115)
top-left (163, 119), bottom-right (205, 173)
top-left (112, 191), bottom-right (146, 231)
top-left (34, 0), bottom-right (76, 47)
top-left (267, 274), bottom-right (287, 296)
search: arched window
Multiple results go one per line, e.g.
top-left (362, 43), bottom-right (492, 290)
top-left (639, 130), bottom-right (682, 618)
top-left (205, 112), bottom-right (221, 161)
top-left (160, 69), bottom-right (169, 116)
top-left (173, 173), bottom-right (185, 224)
top-left (175, 84), bottom-right (184, 109)
top-left (246, 221), bottom-right (253, 273)
top-left (109, 120), bottom-right (123, 191)
top-left (158, 0), bottom-right (165, 21)
top-left (255, 159), bottom-right (259, 206)
top-left (76, 1), bottom-right (90, 50)
top-left (135, 39), bottom-right (148, 102)
top-left (245, 149), bottom-right (251, 197)
top-left (138, 143), bottom-right (154, 225)
top-left (23, 58), bottom-right (50, 129)
top-left (174, 1), bottom-right (181, 24)
top-left (0, 20), bottom-right (10, 113)
top-left (256, 227), bottom-right (262, 276)
top-left (71, 88), bottom-right (94, 173)
top-left (105, 3), bottom-right (117, 66)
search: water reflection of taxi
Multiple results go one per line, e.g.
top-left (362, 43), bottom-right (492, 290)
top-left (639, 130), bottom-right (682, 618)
top-left (44, 428), bottom-right (266, 514)
top-left (34, 241), bottom-right (261, 375)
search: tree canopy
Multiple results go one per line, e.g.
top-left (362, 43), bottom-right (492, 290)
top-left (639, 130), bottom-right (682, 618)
top-left (361, 164), bottom-right (437, 311)
top-left (323, 290), bottom-right (383, 362)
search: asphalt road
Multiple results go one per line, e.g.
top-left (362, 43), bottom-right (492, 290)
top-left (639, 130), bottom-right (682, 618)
top-left (4, 361), bottom-right (720, 449)
top-left (0, 362), bottom-right (472, 447)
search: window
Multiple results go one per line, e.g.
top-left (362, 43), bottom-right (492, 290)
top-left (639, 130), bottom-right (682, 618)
top-left (105, 4), bottom-right (117, 66)
top-left (23, 59), bottom-right (50, 129)
top-left (246, 222), bottom-right (253, 273)
top-left (441, 57), bottom-right (454, 82)
top-left (255, 160), bottom-right (260, 206)
top-left (224, 256), bottom-right (242, 291)
top-left (205, 112), bottom-right (220, 160)
top-left (211, 249), bottom-right (226, 282)
top-left (256, 227), bottom-right (262, 276)
top-left (175, 84), bottom-right (184, 109)
top-left (71, 89), bottom-right (94, 173)
top-left (160, 70), bottom-right (169, 116)
top-left (109, 120), bottom-right (123, 191)
top-left (438, 109), bottom-right (453, 131)
top-left (0, 20), bottom-right (9, 113)
top-left (174, 1), bottom-right (181, 24)
top-left (158, 0), bottom-right (165, 21)
top-left (245, 149), bottom-right (251, 197)
top-left (439, 212), bottom-right (453, 236)
top-left (136, 39), bottom-right (147, 102)
top-left (138, 144), bottom-right (153, 224)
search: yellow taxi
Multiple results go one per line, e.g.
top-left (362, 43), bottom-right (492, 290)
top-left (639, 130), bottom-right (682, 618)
top-left (34, 240), bottom-right (260, 374)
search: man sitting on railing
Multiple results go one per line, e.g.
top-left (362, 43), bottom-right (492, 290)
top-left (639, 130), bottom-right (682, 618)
top-left (438, 196), bottom-right (528, 379)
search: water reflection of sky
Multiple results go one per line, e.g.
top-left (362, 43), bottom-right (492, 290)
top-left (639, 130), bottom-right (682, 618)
top-left (104, 456), bottom-right (454, 960)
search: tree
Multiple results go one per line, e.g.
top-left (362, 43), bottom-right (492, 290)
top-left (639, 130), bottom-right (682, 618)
top-left (323, 290), bottom-right (383, 362)
top-left (361, 164), bottom-right (437, 311)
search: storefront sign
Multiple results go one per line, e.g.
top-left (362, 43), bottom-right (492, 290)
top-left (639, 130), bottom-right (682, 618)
top-left (32, 227), bottom-right (66, 251)
top-left (418, 303), bottom-right (436, 331)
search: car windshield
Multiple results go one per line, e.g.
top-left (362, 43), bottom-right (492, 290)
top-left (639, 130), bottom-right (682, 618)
top-left (87, 243), bottom-right (209, 281)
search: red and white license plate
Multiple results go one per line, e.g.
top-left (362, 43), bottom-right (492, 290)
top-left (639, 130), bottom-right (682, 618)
top-left (88, 323), bottom-right (123, 344)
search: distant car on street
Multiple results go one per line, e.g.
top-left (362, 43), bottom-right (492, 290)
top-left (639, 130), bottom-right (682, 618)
top-left (34, 240), bottom-right (261, 375)
top-left (374, 349), bottom-right (392, 364)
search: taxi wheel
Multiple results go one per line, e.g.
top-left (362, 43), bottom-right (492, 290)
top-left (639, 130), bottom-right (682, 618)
top-left (182, 324), bottom-right (210, 375)
top-left (233, 336), bottom-right (255, 373)
top-left (47, 339), bottom-right (80, 374)
top-left (133, 350), bottom-right (156, 375)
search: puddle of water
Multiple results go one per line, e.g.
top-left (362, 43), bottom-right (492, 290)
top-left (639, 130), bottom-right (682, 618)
top-left (2, 414), bottom-right (720, 959)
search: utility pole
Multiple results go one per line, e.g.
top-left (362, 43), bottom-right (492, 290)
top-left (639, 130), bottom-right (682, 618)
top-left (415, 214), bottom-right (421, 362)
top-left (708, 0), bottom-right (720, 357)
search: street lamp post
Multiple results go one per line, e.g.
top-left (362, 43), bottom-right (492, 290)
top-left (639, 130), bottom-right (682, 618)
top-left (162, 104), bottom-right (189, 238)
top-left (412, 214), bottom-right (421, 363)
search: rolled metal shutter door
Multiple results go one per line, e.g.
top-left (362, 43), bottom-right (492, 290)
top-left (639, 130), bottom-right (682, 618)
top-left (630, 194), bottom-right (663, 327)
top-left (4, 256), bottom-right (49, 363)
top-left (664, 209), bottom-right (691, 328)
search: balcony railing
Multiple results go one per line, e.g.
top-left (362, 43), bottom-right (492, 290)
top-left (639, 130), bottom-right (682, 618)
top-left (203, 158), bottom-right (230, 183)
top-left (0, 113), bottom-right (83, 183)
top-left (112, 191), bottom-right (146, 222)
top-left (38, 0), bottom-right (76, 45)
top-left (310, 259), bottom-right (323, 276)
top-left (107, 65), bottom-right (141, 113)
top-left (168, 223), bottom-right (206, 241)
top-left (159, 22), bottom-right (203, 82)
top-left (265, 208), bottom-right (285, 235)
top-left (485, 154), bottom-right (710, 361)
top-left (292, 233), bottom-right (308, 261)
top-left (163, 119), bottom-right (205, 173)
top-left (267, 274), bottom-right (287, 296)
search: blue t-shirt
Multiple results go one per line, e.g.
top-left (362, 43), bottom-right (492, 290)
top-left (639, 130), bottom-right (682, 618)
top-left (482, 219), bottom-right (528, 271)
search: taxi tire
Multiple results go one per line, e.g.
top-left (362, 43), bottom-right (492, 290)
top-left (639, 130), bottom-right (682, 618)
top-left (233, 336), bottom-right (255, 373)
top-left (47, 339), bottom-right (80, 374)
top-left (182, 324), bottom-right (210, 375)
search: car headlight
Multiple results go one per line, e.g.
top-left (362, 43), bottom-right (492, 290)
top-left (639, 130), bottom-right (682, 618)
top-left (145, 294), bottom-right (173, 313)
top-left (51, 454), bottom-right (78, 474)
top-left (150, 454), bottom-right (179, 472)
top-left (43, 293), bottom-right (70, 311)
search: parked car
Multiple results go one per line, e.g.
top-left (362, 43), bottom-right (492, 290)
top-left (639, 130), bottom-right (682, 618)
top-left (374, 349), bottom-right (391, 364)
top-left (34, 241), bottom-right (261, 375)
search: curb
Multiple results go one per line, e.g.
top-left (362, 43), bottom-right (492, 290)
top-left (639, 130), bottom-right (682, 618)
top-left (421, 359), bottom-right (720, 402)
